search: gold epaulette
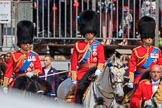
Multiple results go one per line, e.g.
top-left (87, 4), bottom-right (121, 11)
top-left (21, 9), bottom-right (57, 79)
top-left (75, 41), bottom-right (90, 53)
top-left (12, 52), bottom-right (25, 62)
top-left (133, 46), bottom-right (148, 59)
top-left (139, 79), bottom-right (150, 84)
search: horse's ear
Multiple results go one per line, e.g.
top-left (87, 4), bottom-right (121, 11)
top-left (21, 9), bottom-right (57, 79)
top-left (111, 54), bottom-right (116, 63)
top-left (107, 62), bottom-right (112, 67)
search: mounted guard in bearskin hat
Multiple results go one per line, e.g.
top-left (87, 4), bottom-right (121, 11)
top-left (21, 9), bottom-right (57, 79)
top-left (122, 16), bottom-right (162, 104)
top-left (2, 20), bottom-right (42, 94)
top-left (57, 10), bottom-right (105, 104)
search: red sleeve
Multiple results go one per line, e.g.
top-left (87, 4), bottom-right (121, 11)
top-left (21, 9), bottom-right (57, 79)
top-left (157, 50), bottom-right (162, 66)
top-left (128, 49), bottom-right (137, 82)
top-left (71, 43), bottom-right (78, 72)
top-left (97, 44), bottom-right (105, 70)
top-left (128, 49), bottom-right (137, 74)
top-left (33, 54), bottom-right (42, 76)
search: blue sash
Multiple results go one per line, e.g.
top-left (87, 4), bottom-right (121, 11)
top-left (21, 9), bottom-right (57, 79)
top-left (80, 41), bottom-right (100, 64)
top-left (18, 53), bottom-right (36, 74)
top-left (134, 48), bottom-right (159, 78)
top-left (142, 48), bottom-right (159, 69)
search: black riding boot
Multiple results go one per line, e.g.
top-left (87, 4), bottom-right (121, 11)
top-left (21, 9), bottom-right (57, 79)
top-left (76, 89), bottom-right (84, 104)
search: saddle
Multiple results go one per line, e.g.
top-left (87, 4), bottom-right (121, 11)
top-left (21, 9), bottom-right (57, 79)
top-left (64, 67), bottom-right (97, 103)
top-left (64, 86), bottom-right (75, 102)
top-left (64, 83), bottom-right (91, 103)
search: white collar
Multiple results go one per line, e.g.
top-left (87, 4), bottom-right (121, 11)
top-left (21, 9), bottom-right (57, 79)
top-left (151, 79), bottom-right (160, 85)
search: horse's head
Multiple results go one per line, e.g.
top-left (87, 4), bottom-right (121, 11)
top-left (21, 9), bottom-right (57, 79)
top-left (107, 56), bottom-right (126, 101)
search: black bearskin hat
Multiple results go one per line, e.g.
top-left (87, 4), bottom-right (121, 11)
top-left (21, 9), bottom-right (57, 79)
top-left (79, 10), bottom-right (99, 36)
top-left (17, 20), bottom-right (34, 46)
top-left (138, 16), bottom-right (155, 40)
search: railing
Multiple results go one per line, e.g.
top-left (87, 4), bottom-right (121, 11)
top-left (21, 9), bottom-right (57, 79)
top-left (0, 0), bottom-right (161, 53)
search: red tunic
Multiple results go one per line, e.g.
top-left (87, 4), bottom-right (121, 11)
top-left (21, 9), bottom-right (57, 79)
top-left (71, 40), bottom-right (105, 81)
top-left (130, 79), bottom-right (153, 108)
top-left (128, 46), bottom-right (162, 84)
top-left (4, 50), bottom-right (42, 86)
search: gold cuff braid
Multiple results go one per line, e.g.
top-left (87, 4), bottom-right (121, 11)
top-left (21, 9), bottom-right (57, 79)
top-left (97, 63), bottom-right (104, 71)
top-left (129, 72), bottom-right (134, 83)
top-left (3, 77), bottom-right (9, 87)
top-left (32, 70), bottom-right (40, 76)
top-left (71, 71), bottom-right (77, 81)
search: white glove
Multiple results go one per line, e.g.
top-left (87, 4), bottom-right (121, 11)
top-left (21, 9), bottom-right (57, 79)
top-left (54, 97), bottom-right (58, 101)
top-left (95, 69), bottom-right (102, 76)
top-left (144, 99), bottom-right (153, 107)
top-left (127, 82), bottom-right (133, 88)
top-left (72, 80), bottom-right (77, 85)
top-left (3, 87), bottom-right (8, 94)
top-left (26, 72), bottom-right (34, 78)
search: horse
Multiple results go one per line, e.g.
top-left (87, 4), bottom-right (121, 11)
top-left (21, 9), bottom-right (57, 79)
top-left (12, 75), bottom-right (52, 96)
top-left (83, 54), bottom-right (128, 108)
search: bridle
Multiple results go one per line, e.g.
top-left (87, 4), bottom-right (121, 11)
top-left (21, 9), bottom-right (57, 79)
top-left (93, 62), bottom-right (125, 108)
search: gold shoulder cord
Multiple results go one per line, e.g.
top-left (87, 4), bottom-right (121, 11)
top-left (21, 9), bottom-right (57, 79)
top-left (76, 42), bottom-right (90, 53)
top-left (134, 48), bottom-right (148, 66)
top-left (12, 53), bottom-right (26, 72)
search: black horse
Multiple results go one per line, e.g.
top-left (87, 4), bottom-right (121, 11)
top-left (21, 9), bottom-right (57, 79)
top-left (13, 75), bottom-right (52, 96)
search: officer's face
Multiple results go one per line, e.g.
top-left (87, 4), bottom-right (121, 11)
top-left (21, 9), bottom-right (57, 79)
top-left (150, 65), bottom-right (162, 82)
top-left (20, 43), bottom-right (31, 51)
top-left (143, 37), bottom-right (153, 46)
top-left (85, 33), bottom-right (94, 41)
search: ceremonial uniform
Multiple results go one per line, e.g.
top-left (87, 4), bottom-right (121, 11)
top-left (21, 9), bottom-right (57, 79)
top-left (3, 50), bottom-right (42, 87)
top-left (71, 40), bottom-right (105, 81)
top-left (128, 46), bottom-right (162, 84)
top-left (41, 67), bottom-right (59, 96)
top-left (70, 10), bottom-right (105, 104)
top-left (130, 79), bottom-right (162, 108)
top-left (127, 16), bottom-right (161, 85)
top-left (2, 20), bottom-right (42, 90)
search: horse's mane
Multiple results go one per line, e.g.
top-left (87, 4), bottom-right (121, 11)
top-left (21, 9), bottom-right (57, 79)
top-left (13, 76), bottom-right (52, 95)
top-left (13, 76), bottom-right (31, 90)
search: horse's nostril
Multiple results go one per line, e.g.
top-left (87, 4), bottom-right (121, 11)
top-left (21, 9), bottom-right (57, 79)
top-left (116, 94), bottom-right (119, 97)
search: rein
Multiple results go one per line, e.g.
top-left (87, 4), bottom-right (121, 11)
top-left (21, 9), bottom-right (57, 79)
top-left (93, 83), bottom-right (108, 108)
top-left (95, 82), bottom-right (114, 99)
top-left (92, 64), bottom-right (125, 108)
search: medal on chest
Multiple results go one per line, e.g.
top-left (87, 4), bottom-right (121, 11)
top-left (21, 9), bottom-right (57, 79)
top-left (150, 52), bottom-right (159, 59)
top-left (92, 46), bottom-right (98, 62)
top-left (27, 55), bottom-right (36, 61)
